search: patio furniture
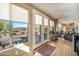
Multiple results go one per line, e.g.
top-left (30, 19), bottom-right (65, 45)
top-left (0, 39), bottom-right (10, 48)
top-left (64, 33), bottom-right (72, 41)
top-left (0, 35), bottom-right (28, 49)
top-left (51, 32), bottom-right (59, 41)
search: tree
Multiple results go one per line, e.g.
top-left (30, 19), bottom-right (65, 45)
top-left (0, 22), bottom-right (4, 32)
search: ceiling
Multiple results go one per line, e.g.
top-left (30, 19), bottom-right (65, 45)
top-left (31, 3), bottom-right (79, 24)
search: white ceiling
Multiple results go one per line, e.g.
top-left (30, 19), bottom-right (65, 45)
top-left (31, 3), bottom-right (79, 24)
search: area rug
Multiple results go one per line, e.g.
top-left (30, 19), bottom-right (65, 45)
top-left (37, 43), bottom-right (56, 56)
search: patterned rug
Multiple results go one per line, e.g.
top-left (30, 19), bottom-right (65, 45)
top-left (37, 43), bottom-right (56, 56)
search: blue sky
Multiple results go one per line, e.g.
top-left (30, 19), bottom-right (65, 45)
top-left (11, 21), bottom-right (28, 28)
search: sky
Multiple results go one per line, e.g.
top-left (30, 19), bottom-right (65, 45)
top-left (11, 21), bottom-right (28, 28)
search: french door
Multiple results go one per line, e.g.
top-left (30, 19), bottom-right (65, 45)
top-left (43, 18), bottom-right (49, 43)
top-left (32, 11), bottom-right (49, 49)
top-left (32, 13), bottom-right (43, 49)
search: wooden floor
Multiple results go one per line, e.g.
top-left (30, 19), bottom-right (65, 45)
top-left (0, 43), bottom-right (29, 56)
top-left (34, 38), bottom-right (77, 56)
top-left (0, 38), bottom-right (78, 56)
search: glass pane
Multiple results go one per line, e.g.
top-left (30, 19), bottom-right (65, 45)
top-left (11, 5), bottom-right (28, 23)
top-left (35, 25), bottom-right (41, 44)
top-left (58, 23), bottom-right (63, 32)
top-left (44, 18), bottom-right (48, 25)
top-left (0, 4), bottom-right (11, 51)
top-left (44, 18), bottom-right (48, 40)
top-left (0, 4), bottom-right (9, 20)
top-left (11, 5), bottom-right (29, 45)
top-left (50, 20), bottom-right (54, 27)
top-left (49, 20), bottom-right (54, 39)
top-left (35, 14), bottom-right (42, 44)
top-left (35, 14), bottom-right (42, 25)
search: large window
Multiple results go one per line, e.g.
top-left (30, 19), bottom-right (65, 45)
top-left (11, 5), bottom-right (29, 45)
top-left (0, 4), bottom-right (11, 50)
top-left (0, 4), bottom-right (29, 51)
top-left (57, 23), bottom-right (63, 32)
top-left (44, 18), bottom-right (48, 40)
top-left (34, 14), bottom-right (42, 44)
